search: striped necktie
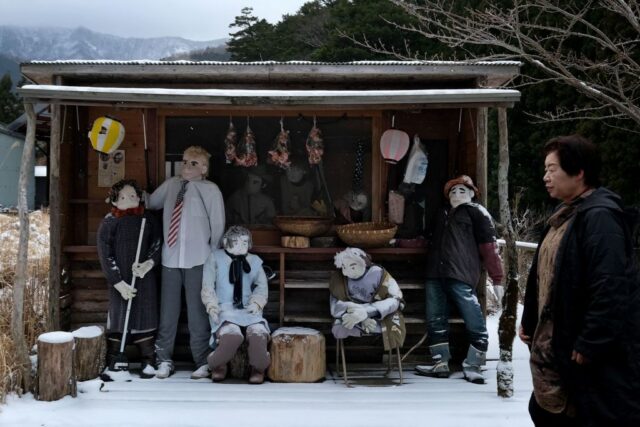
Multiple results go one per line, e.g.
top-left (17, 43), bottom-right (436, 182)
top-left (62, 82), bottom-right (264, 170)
top-left (167, 180), bottom-right (188, 247)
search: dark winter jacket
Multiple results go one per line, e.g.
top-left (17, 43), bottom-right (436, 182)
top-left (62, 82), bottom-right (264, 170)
top-left (521, 187), bottom-right (640, 426)
top-left (425, 202), bottom-right (504, 288)
top-left (97, 211), bottom-right (162, 333)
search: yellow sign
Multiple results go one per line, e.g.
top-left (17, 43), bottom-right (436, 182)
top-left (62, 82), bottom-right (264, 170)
top-left (88, 116), bottom-right (125, 154)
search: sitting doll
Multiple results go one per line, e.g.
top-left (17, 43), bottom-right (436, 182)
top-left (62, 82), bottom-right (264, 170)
top-left (329, 247), bottom-right (406, 351)
top-left (97, 179), bottom-right (162, 378)
top-left (201, 226), bottom-right (270, 384)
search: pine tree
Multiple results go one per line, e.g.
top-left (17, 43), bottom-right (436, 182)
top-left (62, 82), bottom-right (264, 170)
top-left (0, 73), bottom-right (22, 124)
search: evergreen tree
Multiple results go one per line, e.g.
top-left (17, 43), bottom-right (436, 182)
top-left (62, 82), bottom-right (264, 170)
top-left (227, 7), bottom-right (277, 61)
top-left (0, 73), bottom-right (22, 124)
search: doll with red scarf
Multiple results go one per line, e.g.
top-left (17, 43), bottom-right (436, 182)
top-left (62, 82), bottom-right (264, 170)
top-left (97, 179), bottom-right (162, 378)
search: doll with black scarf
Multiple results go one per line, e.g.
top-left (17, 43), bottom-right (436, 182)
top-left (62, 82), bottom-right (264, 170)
top-left (201, 226), bottom-right (270, 384)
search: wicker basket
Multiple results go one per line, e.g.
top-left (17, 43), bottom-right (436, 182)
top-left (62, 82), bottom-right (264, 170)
top-left (336, 222), bottom-right (398, 248)
top-left (273, 216), bottom-right (333, 237)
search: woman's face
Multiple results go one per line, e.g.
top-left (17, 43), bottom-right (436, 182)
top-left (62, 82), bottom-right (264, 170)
top-left (543, 151), bottom-right (584, 203)
top-left (114, 185), bottom-right (140, 210)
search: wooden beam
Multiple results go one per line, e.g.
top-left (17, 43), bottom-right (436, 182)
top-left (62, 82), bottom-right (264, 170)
top-left (475, 107), bottom-right (488, 205)
top-left (497, 107), bottom-right (518, 397)
top-left (13, 102), bottom-right (36, 393)
top-left (49, 101), bottom-right (62, 330)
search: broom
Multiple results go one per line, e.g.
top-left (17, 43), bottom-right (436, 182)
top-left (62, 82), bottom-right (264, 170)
top-left (110, 217), bottom-right (147, 371)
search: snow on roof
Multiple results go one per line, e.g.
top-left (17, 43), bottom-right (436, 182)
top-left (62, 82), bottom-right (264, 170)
top-left (24, 59), bottom-right (522, 66)
top-left (19, 85), bottom-right (520, 106)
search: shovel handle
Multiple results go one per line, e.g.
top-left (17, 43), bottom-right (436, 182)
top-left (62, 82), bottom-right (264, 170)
top-left (119, 217), bottom-right (147, 354)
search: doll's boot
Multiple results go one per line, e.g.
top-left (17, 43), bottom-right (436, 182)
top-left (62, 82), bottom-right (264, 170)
top-left (415, 343), bottom-right (451, 378)
top-left (136, 336), bottom-right (156, 379)
top-left (462, 345), bottom-right (486, 384)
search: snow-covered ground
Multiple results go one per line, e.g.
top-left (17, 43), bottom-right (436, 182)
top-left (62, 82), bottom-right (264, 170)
top-left (0, 311), bottom-right (533, 427)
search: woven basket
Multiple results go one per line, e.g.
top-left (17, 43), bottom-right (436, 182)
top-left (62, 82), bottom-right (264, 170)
top-left (273, 216), bottom-right (333, 237)
top-left (336, 222), bottom-right (398, 248)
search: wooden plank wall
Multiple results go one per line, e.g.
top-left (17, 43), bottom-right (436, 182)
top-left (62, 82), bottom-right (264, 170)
top-left (63, 106), bottom-right (475, 363)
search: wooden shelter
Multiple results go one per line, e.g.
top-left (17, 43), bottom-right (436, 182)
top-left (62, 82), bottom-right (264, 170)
top-left (17, 60), bottom-right (520, 362)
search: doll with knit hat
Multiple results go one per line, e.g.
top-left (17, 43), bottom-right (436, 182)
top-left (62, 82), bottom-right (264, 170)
top-left (416, 175), bottom-right (504, 384)
top-left (97, 179), bottom-right (162, 378)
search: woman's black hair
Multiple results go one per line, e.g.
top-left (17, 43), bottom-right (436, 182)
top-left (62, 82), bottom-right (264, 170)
top-left (543, 134), bottom-right (601, 187)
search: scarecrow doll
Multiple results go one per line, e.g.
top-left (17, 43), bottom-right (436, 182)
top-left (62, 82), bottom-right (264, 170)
top-left (97, 179), bottom-right (162, 378)
top-left (201, 226), bottom-right (270, 384)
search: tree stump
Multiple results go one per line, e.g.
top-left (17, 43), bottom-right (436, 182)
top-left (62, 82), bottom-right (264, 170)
top-left (72, 325), bottom-right (105, 381)
top-left (268, 327), bottom-right (325, 382)
top-left (36, 331), bottom-right (77, 401)
top-left (228, 341), bottom-right (250, 379)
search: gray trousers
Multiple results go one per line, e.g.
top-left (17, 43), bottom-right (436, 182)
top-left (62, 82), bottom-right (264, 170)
top-left (155, 265), bottom-right (211, 367)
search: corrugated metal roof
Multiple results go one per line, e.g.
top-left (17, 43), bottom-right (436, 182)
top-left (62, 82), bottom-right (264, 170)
top-left (24, 60), bottom-right (522, 66)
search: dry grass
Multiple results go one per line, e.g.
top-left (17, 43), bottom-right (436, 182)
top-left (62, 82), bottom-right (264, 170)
top-left (0, 211), bottom-right (50, 403)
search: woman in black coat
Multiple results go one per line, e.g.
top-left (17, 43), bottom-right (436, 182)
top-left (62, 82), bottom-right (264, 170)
top-left (519, 135), bottom-right (640, 427)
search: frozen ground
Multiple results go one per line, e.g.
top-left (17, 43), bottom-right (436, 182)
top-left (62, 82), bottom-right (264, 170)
top-left (0, 310), bottom-right (533, 427)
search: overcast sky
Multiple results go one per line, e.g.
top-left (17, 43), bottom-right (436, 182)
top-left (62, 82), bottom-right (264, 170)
top-left (0, 0), bottom-right (311, 41)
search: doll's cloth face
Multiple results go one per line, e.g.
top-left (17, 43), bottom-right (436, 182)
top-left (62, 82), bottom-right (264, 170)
top-left (349, 191), bottom-right (368, 211)
top-left (340, 254), bottom-right (367, 280)
top-left (225, 235), bottom-right (250, 256)
top-left (114, 185), bottom-right (140, 210)
top-left (449, 184), bottom-right (474, 208)
top-left (181, 152), bottom-right (208, 181)
top-left (245, 173), bottom-right (263, 195)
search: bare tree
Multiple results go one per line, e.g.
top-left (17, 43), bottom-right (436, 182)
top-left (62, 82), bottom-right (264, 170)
top-left (358, 0), bottom-right (640, 127)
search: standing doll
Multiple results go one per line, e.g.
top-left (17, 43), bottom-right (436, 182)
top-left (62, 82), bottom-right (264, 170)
top-left (148, 146), bottom-right (225, 379)
top-left (97, 179), bottom-right (161, 379)
top-left (416, 175), bottom-right (504, 384)
top-left (201, 226), bottom-right (270, 384)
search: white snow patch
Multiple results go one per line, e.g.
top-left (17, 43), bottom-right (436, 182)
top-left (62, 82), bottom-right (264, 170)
top-left (71, 326), bottom-right (103, 339)
top-left (272, 327), bottom-right (322, 337)
top-left (1, 307), bottom-right (534, 427)
top-left (38, 331), bottom-right (74, 344)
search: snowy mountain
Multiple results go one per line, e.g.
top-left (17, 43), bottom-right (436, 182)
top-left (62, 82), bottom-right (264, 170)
top-left (0, 25), bottom-right (227, 61)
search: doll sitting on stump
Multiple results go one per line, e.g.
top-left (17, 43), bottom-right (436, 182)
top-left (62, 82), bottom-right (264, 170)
top-left (201, 226), bottom-right (270, 384)
top-left (97, 179), bottom-right (162, 379)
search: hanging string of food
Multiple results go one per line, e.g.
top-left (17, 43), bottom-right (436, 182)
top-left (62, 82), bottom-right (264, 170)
top-left (234, 118), bottom-right (258, 167)
top-left (224, 118), bottom-right (238, 164)
top-left (306, 116), bottom-right (324, 165)
top-left (267, 117), bottom-right (291, 169)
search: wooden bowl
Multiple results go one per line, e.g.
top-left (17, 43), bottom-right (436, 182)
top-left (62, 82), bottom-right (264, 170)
top-left (273, 216), bottom-right (333, 237)
top-left (336, 222), bottom-right (398, 248)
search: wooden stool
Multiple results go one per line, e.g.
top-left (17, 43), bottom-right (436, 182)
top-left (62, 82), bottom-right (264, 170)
top-left (71, 325), bottom-right (105, 381)
top-left (36, 331), bottom-right (77, 401)
top-left (268, 327), bottom-right (325, 382)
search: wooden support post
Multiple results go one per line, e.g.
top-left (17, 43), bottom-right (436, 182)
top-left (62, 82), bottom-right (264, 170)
top-left (476, 107), bottom-right (488, 312)
top-left (12, 102), bottom-right (37, 395)
top-left (49, 100), bottom-right (62, 330)
top-left (268, 327), bottom-right (325, 382)
top-left (475, 107), bottom-right (488, 206)
top-left (36, 332), bottom-right (77, 401)
top-left (72, 326), bottom-right (105, 381)
top-left (496, 107), bottom-right (518, 398)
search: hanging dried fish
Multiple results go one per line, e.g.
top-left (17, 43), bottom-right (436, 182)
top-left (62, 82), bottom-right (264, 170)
top-left (267, 118), bottom-right (292, 169)
top-left (235, 122), bottom-right (258, 167)
top-left (306, 118), bottom-right (324, 165)
top-left (224, 120), bottom-right (238, 164)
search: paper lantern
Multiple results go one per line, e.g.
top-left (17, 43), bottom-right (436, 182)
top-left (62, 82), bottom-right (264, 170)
top-left (379, 120), bottom-right (410, 164)
top-left (88, 116), bottom-right (125, 154)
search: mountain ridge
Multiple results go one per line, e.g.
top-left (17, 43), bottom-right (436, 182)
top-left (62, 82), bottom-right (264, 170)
top-left (0, 25), bottom-right (228, 62)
